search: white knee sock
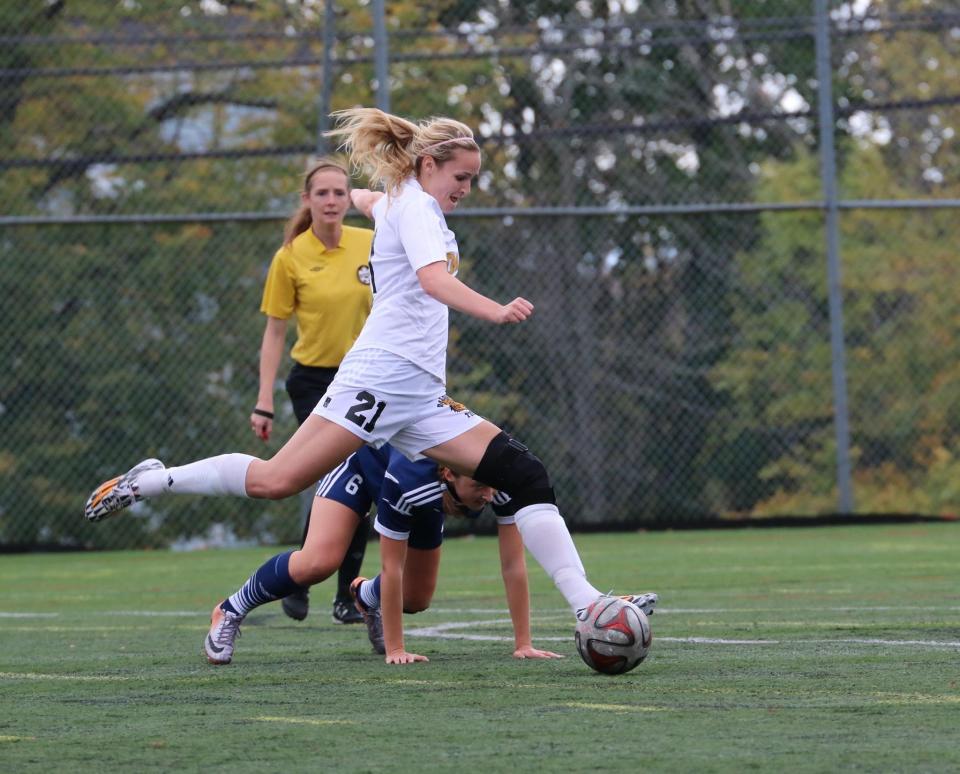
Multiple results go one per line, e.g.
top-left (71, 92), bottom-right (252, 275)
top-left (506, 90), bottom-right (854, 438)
top-left (513, 503), bottom-right (600, 613)
top-left (137, 454), bottom-right (256, 498)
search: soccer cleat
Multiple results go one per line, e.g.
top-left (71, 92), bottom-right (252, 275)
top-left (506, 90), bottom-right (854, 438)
top-left (349, 576), bottom-right (385, 655)
top-left (577, 592), bottom-right (659, 622)
top-left (204, 603), bottom-right (243, 665)
top-left (332, 597), bottom-right (364, 625)
top-left (281, 588), bottom-right (310, 621)
top-left (621, 592), bottom-right (659, 617)
top-left (84, 458), bottom-right (165, 522)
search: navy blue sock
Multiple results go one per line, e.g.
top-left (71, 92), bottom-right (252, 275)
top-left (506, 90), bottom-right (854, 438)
top-left (222, 550), bottom-right (305, 617)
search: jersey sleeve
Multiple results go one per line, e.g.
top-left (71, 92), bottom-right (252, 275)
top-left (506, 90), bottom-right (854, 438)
top-left (491, 491), bottom-right (517, 524)
top-left (374, 453), bottom-right (445, 541)
top-left (395, 194), bottom-right (450, 272)
top-left (259, 246), bottom-right (296, 318)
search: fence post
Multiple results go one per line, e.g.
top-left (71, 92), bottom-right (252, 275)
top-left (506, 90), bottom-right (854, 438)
top-left (814, 0), bottom-right (855, 514)
top-left (372, 0), bottom-right (390, 111)
top-left (316, 0), bottom-right (337, 154)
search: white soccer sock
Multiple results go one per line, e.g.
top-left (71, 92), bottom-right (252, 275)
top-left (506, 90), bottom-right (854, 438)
top-left (137, 453), bottom-right (256, 498)
top-left (358, 579), bottom-right (380, 611)
top-left (513, 503), bottom-right (600, 613)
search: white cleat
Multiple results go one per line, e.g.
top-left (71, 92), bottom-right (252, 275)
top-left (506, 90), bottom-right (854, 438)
top-left (83, 458), bottom-right (164, 522)
top-left (204, 603), bottom-right (243, 665)
top-left (576, 592), bottom-right (658, 622)
top-left (622, 592), bottom-right (659, 617)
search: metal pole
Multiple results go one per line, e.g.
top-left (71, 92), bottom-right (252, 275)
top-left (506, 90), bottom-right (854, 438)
top-left (371, 0), bottom-right (390, 111)
top-left (316, 0), bottom-right (336, 154)
top-left (814, 0), bottom-right (854, 514)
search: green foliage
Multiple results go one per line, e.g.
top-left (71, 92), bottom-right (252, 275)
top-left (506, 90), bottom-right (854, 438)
top-left (712, 143), bottom-right (960, 515)
top-left (2, 2), bottom-right (957, 545)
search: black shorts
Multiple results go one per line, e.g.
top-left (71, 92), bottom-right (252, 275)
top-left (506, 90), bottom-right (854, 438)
top-left (285, 361), bottom-right (339, 426)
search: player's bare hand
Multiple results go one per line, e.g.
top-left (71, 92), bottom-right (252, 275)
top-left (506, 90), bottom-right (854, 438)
top-left (250, 412), bottom-right (272, 442)
top-left (513, 645), bottom-right (565, 660)
top-left (494, 297), bottom-right (534, 324)
top-left (385, 649), bottom-right (429, 665)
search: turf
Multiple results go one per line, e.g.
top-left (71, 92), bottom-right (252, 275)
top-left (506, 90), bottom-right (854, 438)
top-left (1, 523), bottom-right (958, 773)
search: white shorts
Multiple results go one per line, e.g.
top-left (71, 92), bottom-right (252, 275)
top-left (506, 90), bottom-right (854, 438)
top-left (312, 348), bottom-right (485, 460)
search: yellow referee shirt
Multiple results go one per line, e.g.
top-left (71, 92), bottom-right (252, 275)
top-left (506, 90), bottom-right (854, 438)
top-left (260, 225), bottom-right (374, 368)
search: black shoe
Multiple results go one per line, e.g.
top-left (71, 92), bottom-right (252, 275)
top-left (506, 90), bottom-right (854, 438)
top-left (281, 588), bottom-right (309, 621)
top-left (332, 597), bottom-right (363, 624)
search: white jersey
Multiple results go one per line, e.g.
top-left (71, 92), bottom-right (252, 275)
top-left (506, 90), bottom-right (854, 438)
top-left (348, 177), bottom-right (459, 382)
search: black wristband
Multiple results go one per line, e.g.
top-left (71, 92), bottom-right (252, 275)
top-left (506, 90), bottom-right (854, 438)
top-left (252, 408), bottom-right (274, 419)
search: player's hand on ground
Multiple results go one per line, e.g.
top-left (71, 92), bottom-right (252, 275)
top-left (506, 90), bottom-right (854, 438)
top-left (513, 645), bottom-right (564, 660)
top-left (250, 412), bottom-right (272, 441)
top-left (494, 297), bottom-right (534, 324)
top-left (385, 649), bottom-right (429, 665)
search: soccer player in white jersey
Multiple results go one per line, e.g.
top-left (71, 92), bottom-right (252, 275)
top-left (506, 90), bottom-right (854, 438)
top-left (85, 107), bottom-right (658, 665)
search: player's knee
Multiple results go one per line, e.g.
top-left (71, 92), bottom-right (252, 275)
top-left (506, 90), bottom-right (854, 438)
top-left (290, 553), bottom-right (336, 585)
top-left (247, 464), bottom-right (300, 500)
top-left (248, 481), bottom-right (288, 499)
top-left (402, 590), bottom-right (433, 614)
top-left (473, 432), bottom-right (555, 511)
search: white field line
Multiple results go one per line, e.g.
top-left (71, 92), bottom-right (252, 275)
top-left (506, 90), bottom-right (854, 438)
top-left (2, 608), bottom-right (959, 650)
top-left (405, 619), bottom-right (960, 649)
top-left (429, 606), bottom-right (960, 615)
top-left (251, 716), bottom-right (354, 726)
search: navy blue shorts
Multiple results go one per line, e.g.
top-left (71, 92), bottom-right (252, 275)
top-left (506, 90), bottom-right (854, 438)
top-left (316, 451), bottom-right (443, 551)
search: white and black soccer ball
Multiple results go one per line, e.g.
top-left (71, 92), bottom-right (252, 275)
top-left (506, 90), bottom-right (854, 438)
top-left (575, 596), bottom-right (652, 675)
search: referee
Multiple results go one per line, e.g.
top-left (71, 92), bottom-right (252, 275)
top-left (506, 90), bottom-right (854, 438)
top-left (251, 157), bottom-right (374, 624)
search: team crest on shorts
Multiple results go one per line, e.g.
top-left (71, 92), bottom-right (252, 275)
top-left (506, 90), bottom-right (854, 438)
top-left (437, 395), bottom-right (473, 416)
top-left (357, 265), bottom-right (372, 285)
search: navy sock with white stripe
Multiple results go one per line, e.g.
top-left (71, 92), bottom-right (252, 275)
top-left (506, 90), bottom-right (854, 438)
top-left (221, 550), bottom-right (305, 617)
top-left (358, 575), bottom-right (382, 611)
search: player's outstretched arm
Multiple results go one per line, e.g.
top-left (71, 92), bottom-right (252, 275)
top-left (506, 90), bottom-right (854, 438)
top-left (379, 535), bottom-right (428, 665)
top-left (350, 188), bottom-right (384, 219)
top-left (417, 263), bottom-right (533, 325)
top-left (496, 522), bottom-right (564, 660)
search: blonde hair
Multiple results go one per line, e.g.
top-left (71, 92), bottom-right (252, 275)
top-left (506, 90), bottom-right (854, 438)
top-left (282, 157), bottom-right (350, 246)
top-left (326, 108), bottom-right (479, 192)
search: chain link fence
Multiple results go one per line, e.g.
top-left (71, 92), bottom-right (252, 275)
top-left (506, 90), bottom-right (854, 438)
top-left (2, 1), bottom-right (958, 549)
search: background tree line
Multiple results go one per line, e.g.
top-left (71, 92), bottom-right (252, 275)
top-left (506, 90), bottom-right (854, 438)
top-left (1, 0), bottom-right (957, 549)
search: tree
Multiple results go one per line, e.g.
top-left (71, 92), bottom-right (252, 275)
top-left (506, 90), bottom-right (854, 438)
top-left (385, 0), bottom-right (821, 522)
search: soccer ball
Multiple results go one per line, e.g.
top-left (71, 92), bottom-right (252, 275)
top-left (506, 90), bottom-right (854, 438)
top-left (575, 596), bottom-right (652, 675)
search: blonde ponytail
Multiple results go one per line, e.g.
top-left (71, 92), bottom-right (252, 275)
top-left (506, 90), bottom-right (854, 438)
top-left (327, 108), bottom-right (479, 192)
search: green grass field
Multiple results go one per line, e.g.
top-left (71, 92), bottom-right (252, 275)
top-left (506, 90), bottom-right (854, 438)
top-left (1, 523), bottom-right (958, 773)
